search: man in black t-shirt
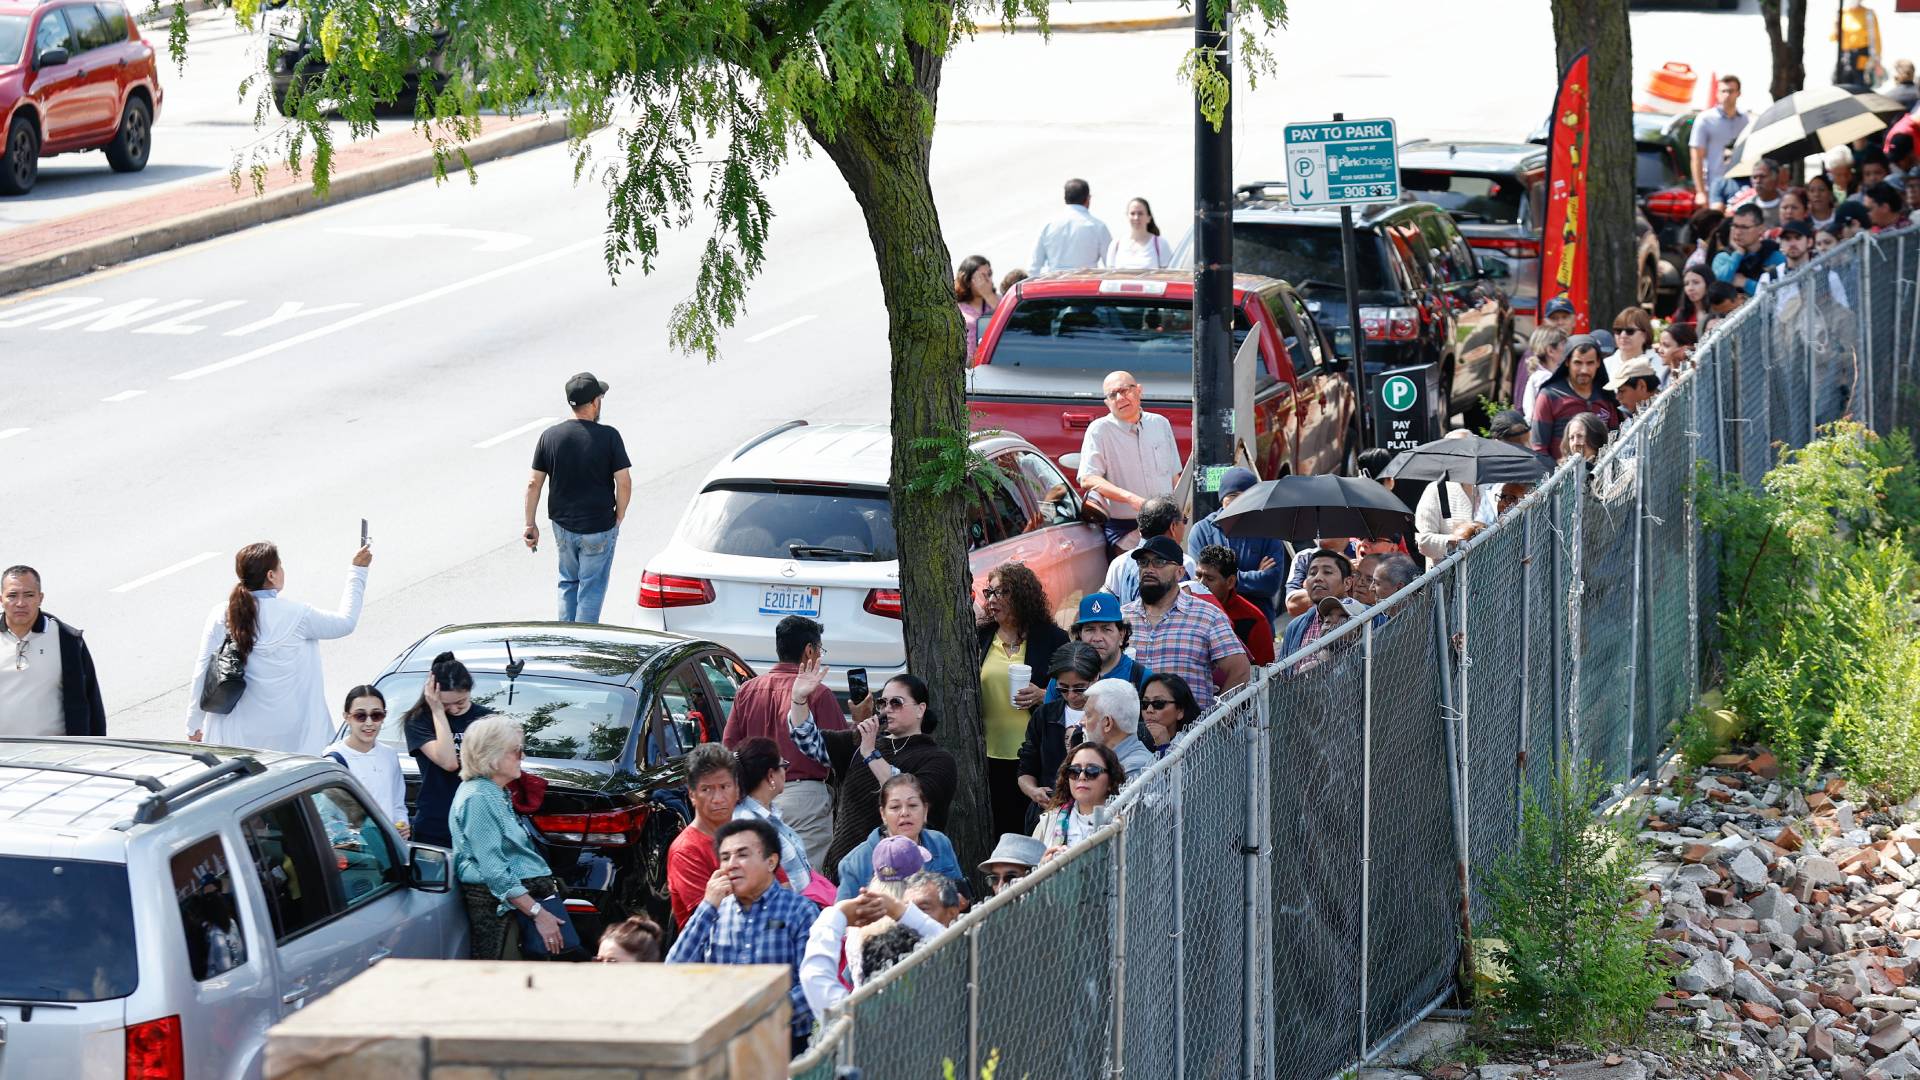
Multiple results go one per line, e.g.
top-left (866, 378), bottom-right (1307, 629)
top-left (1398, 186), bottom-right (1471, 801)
top-left (524, 373), bottom-right (633, 623)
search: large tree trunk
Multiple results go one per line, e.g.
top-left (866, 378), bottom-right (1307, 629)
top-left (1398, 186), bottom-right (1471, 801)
top-left (804, 42), bottom-right (993, 875)
top-left (1761, 0), bottom-right (1809, 102)
top-left (1551, 0), bottom-right (1637, 321)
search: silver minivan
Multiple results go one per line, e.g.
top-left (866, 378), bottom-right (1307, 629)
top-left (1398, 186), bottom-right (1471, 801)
top-left (0, 737), bottom-right (467, 1080)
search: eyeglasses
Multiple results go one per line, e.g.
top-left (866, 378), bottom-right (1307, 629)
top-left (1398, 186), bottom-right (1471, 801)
top-left (12, 638), bottom-right (26, 673)
top-left (1612, 326), bottom-right (1642, 336)
top-left (876, 696), bottom-right (912, 710)
top-left (1066, 764), bottom-right (1108, 780)
top-left (981, 587), bottom-right (1007, 598)
top-left (1055, 681), bottom-right (1091, 694)
top-left (987, 869), bottom-right (1030, 887)
top-left (1141, 698), bottom-right (1176, 710)
top-left (778, 759), bottom-right (792, 770)
top-left (1135, 556), bottom-right (1175, 570)
top-left (349, 709), bottom-right (388, 722)
top-left (1104, 384), bottom-right (1141, 400)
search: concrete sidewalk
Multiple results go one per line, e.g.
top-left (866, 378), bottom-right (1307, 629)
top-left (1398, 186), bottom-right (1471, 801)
top-left (983, 0), bottom-right (1189, 33)
top-left (0, 112), bottom-right (571, 296)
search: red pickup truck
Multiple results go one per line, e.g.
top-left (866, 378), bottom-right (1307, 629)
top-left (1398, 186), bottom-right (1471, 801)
top-left (966, 270), bottom-right (1357, 486)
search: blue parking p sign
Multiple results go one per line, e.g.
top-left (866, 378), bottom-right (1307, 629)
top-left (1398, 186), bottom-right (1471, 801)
top-left (1282, 119), bottom-right (1400, 208)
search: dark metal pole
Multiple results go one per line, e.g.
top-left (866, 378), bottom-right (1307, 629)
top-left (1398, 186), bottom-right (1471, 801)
top-left (1192, 2), bottom-right (1234, 519)
top-left (1335, 111), bottom-right (1373, 457)
top-left (1834, 2), bottom-right (1847, 85)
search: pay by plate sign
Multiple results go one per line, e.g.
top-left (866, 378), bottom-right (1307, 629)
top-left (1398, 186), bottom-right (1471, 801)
top-left (1282, 119), bottom-right (1401, 208)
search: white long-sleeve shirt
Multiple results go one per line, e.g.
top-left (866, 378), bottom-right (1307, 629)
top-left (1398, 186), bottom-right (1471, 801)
top-left (186, 566), bottom-right (367, 755)
top-left (1030, 204), bottom-right (1113, 274)
top-left (1414, 482), bottom-right (1496, 566)
top-left (799, 900), bottom-right (946, 1019)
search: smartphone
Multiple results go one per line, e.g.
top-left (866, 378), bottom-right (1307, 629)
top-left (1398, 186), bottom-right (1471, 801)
top-left (846, 667), bottom-right (869, 704)
top-left (360, 518), bottom-right (369, 547)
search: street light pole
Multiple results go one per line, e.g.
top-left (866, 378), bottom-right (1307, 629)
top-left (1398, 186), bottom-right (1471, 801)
top-left (1192, 2), bottom-right (1234, 521)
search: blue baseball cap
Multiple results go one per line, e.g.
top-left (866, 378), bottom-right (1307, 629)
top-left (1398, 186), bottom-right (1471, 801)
top-left (1075, 592), bottom-right (1124, 625)
top-left (1544, 296), bottom-right (1576, 317)
top-left (1219, 466), bottom-right (1259, 497)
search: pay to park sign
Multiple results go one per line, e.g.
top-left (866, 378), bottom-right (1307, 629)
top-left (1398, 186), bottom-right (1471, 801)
top-left (1282, 119), bottom-right (1401, 208)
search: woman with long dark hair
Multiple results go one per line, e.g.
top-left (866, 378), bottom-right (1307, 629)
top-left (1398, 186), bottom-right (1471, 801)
top-left (975, 561), bottom-right (1068, 837)
top-left (1107, 197), bottom-right (1170, 269)
top-left (1034, 740), bottom-right (1125, 856)
top-left (1671, 266), bottom-right (1712, 328)
top-left (186, 541), bottom-right (370, 754)
top-left (403, 650), bottom-right (492, 848)
top-left (1140, 672), bottom-right (1200, 751)
top-left (817, 673), bottom-right (958, 871)
top-left (955, 254), bottom-right (998, 363)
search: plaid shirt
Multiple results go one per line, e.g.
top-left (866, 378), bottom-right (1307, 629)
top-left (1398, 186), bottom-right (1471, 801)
top-left (1121, 589), bottom-right (1246, 710)
top-left (666, 882), bottom-right (818, 1038)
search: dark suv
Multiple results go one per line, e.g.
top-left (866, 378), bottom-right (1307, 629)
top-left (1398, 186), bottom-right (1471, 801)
top-left (1176, 190), bottom-right (1513, 426)
top-left (352, 622), bottom-right (759, 944)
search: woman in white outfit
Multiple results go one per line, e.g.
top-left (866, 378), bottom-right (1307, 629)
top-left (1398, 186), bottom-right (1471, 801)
top-left (1106, 197), bottom-right (1171, 270)
top-left (186, 542), bottom-right (371, 755)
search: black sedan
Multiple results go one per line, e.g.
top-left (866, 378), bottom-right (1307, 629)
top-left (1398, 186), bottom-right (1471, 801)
top-left (350, 622), bottom-right (756, 946)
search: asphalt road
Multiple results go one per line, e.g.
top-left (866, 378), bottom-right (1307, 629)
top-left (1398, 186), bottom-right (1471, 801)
top-left (3, 0), bottom-right (1915, 739)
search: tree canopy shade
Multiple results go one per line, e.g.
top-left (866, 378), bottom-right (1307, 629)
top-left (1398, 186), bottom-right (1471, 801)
top-left (175, 0), bottom-right (1285, 873)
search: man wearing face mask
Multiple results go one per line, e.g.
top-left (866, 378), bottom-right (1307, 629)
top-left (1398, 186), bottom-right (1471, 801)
top-left (1119, 536), bottom-right (1249, 712)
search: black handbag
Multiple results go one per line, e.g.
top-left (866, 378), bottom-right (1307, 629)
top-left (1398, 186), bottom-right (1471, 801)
top-left (516, 893), bottom-right (582, 959)
top-left (197, 635), bottom-right (247, 714)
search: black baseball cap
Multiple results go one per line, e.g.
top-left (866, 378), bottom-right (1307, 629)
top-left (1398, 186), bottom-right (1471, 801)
top-left (1130, 535), bottom-right (1185, 565)
top-left (1779, 218), bottom-right (1814, 239)
top-left (566, 372), bottom-right (610, 406)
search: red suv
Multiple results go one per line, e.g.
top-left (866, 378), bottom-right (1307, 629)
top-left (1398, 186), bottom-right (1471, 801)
top-left (0, 0), bottom-right (161, 195)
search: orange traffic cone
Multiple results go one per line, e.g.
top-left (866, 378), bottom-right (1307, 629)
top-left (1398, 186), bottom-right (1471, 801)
top-left (1704, 69), bottom-right (1719, 110)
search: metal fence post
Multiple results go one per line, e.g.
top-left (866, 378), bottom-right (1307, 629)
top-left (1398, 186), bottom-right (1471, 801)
top-left (1456, 554), bottom-right (1471, 838)
top-left (1864, 240), bottom-right (1876, 427)
top-left (1359, 616), bottom-right (1374, 1061)
top-left (1434, 579), bottom-right (1475, 981)
top-left (1243, 686), bottom-right (1269, 1080)
top-left (1686, 383), bottom-right (1702, 700)
top-left (1110, 820), bottom-right (1128, 1078)
top-left (1517, 508), bottom-right (1533, 828)
top-left (1172, 756), bottom-right (1186, 1080)
top-left (1626, 422), bottom-right (1647, 778)
top-left (1551, 481), bottom-right (1566, 768)
top-left (968, 927), bottom-right (981, 1080)
top-left (1566, 465), bottom-right (1586, 761)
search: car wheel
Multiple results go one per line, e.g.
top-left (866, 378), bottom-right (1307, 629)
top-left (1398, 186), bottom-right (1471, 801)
top-left (0, 116), bottom-right (39, 196)
top-left (104, 97), bottom-right (152, 173)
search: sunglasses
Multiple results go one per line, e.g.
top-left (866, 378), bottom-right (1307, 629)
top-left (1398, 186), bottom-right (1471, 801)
top-left (349, 709), bottom-right (388, 722)
top-left (988, 869), bottom-right (1030, 887)
top-left (778, 759), bottom-right (792, 769)
top-left (1612, 326), bottom-right (1642, 335)
top-left (1141, 698), bottom-right (1176, 710)
top-left (877, 696), bottom-right (912, 710)
top-left (12, 638), bottom-right (26, 673)
top-left (1066, 764), bottom-right (1108, 780)
top-left (1055, 681), bottom-right (1091, 694)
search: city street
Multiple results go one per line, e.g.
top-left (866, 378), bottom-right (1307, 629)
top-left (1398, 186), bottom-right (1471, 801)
top-left (3, 0), bottom-right (1916, 740)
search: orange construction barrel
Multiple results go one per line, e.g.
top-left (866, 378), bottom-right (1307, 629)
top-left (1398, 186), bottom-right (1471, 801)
top-left (1645, 63), bottom-right (1698, 108)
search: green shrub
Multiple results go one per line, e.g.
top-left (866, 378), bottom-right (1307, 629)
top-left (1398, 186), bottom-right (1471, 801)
top-left (1477, 757), bottom-right (1671, 1048)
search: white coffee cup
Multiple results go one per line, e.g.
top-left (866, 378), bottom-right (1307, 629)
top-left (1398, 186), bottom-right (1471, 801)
top-left (1007, 664), bottom-right (1032, 707)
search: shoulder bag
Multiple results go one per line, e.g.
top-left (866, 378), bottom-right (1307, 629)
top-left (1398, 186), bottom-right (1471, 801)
top-left (198, 635), bottom-right (247, 715)
top-left (516, 893), bottom-right (583, 959)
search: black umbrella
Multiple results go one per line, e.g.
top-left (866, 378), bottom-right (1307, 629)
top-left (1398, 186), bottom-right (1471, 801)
top-left (1725, 85), bottom-right (1910, 178)
top-left (1213, 474), bottom-right (1413, 543)
top-left (1379, 435), bottom-right (1548, 486)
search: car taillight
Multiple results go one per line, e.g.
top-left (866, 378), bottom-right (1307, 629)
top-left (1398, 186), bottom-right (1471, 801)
top-left (126, 1016), bottom-right (184, 1080)
top-left (638, 571), bottom-right (714, 608)
top-left (1358, 305), bottom-right (1420, 342)
top-left (531, 804), bottom-right (649, 845)
top-left (1466, 236), bottom-right (1542, 259)
top-left (1646, 187), bottom-right (1696, 222)
top-left (864, 588), bottom-right (903, 619)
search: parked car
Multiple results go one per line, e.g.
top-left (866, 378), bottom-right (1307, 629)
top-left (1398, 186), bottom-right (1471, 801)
top-left (967, 269), bottom-right (1356, 480)
top-left (0, 0), bottom-right (161, 195)
top-left (352, 622), bottom-right (752, 939)
top-left (260, 3), bottom-right (449, 115)
top-left (0, 737), bottom-right (465, 1080)
top-left (1173, 191), bottom-right (1512, 427)
top-left (636, 423), bottom-right (1109, 696)
top-left (1526, 111), bottom-right (1695, 311)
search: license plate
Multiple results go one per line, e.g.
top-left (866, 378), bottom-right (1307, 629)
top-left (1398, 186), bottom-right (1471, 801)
top-left (759, 586), bottom-right (822, 618)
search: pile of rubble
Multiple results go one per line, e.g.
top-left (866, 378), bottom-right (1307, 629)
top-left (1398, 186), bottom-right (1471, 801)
top-left (1641, 750), bottom-right (1920, 1079)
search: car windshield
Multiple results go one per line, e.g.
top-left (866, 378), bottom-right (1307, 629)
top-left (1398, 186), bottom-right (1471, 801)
top-left (375, 673), bottom-right (636, 762)
top-left (1636, 145), bottom-right (1680, 193)
top-left (0, 856), bottom-right (138, 1001)
top-left (678, 483), bottom-right (898, 562)
top-left (0, 14), bottom-right (27, 63)
top-left (991, 297), bottom-right (1251, 374)
top-left (1400, 170), bottom-right (1527, 225)
top-left (1230, 222), bottom-right (1390, 295)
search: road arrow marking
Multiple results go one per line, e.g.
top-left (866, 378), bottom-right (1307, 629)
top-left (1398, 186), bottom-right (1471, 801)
top-left (327, 224), bottom-right (533, 252)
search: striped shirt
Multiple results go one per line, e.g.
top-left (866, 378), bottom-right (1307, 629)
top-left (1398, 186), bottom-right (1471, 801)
top-left (667, 883), bottom-right (819, 1039)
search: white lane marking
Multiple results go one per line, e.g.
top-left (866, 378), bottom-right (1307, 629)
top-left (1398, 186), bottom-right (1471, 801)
top-left (170, 239), bottom-right (599, 382)
top-left (135, 300), bottom-right (248, 335)
top-left (0, 297), bottom-right (100, 327)
top-left (111, 551), bottom-right (221, 594)
top-left (224, 301), bottom-right (361, 337)
top-left (0, 428), bottom-right (27, 440)
top-left (102, 390), bottom-right (146, 403)
top-left (45, 298), bottom-right (203, 332)
top-left (328, 224), bottom-right (534, 252)
top-left (474, 417), bottom-right (556, 449)
top-left (745, 314), bottom-right (817, 343)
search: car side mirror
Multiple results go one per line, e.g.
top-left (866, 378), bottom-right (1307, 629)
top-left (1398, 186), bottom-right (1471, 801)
top-left (37, 47), bottom-right (70, 68)
top-left (1479, 260), bottom-right (1511, 281)
top-left (409, 845), bottom-right (452, 892)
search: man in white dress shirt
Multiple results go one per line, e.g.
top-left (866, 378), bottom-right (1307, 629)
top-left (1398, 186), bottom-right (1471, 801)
top-left (1030, 178), bottom-right (1113, 274)
top-left (1079, 370), bottom-right (1182, 550)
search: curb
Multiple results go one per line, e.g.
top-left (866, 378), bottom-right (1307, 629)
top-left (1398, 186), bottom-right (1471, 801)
top-left (0, 113), bottom-right (573, 297)
top-left (135, 0), bottom-right (217, 29)
top-left (977, 14), bottom-right (1188, 33)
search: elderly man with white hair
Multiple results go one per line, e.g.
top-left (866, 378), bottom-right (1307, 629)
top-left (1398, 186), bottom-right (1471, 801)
top-left (1081, 678), bottom-right (1157, 776)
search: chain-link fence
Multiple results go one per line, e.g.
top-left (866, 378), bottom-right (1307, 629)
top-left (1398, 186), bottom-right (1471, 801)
top-left (797, 226), bottom-right (1920, 1080)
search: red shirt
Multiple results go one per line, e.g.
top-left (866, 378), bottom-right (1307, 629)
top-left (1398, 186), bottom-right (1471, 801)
top-left (722, 663), bottom-right (848, 783)
top-left (666, 823), bottom-right (718, 929)
top-left (1198, 587), bottom-right (1276, 667)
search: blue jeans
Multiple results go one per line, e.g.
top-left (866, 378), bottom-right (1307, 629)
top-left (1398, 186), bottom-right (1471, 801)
top-left (553, 522), bottom-right (619, 623)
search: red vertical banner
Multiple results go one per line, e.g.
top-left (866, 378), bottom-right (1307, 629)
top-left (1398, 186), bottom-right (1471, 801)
top-left (1540, 49), bottom-right (1592, 333)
